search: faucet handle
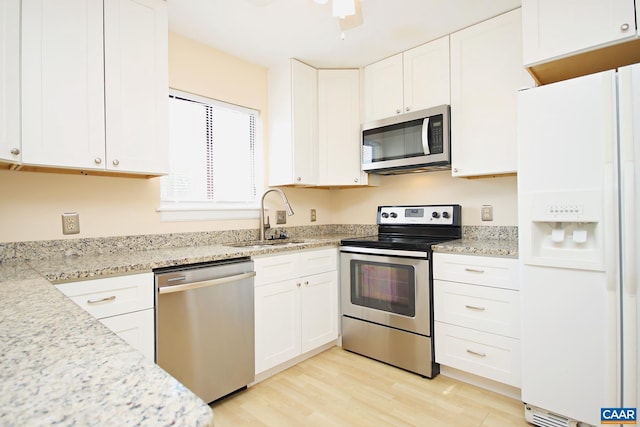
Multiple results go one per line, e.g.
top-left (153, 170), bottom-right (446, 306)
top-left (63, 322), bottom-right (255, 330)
top-left (264, 215), bottom-right (270, 229)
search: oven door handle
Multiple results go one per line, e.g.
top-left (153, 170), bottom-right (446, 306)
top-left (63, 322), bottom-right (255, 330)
top-left (340, 245), bottom-right (428, 259)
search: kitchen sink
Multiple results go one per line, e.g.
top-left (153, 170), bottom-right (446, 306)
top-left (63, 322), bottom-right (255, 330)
top-left (225, 239), bottom-right (307, 249)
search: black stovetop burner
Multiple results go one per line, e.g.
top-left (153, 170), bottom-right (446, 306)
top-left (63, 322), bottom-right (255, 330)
top-left (340, 204), bottom-right (462, 252)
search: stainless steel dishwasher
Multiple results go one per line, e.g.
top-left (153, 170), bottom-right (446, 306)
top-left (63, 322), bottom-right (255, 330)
top-left (154, 258), bottom-right (255, 404)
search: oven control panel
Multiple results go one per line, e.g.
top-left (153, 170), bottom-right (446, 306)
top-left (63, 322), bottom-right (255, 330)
top-left (378, 205), bottom-right (460, 225)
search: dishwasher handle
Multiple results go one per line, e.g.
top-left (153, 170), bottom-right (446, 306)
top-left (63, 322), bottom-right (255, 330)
top-left (158, 271), bottom-right (256, 295)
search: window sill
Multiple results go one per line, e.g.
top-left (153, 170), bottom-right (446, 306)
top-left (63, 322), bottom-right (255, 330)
top-left (157, 204), bottom-right (260, 222)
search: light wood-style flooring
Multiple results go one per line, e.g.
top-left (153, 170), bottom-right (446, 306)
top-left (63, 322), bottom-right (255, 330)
top-left (211, 346), bottom-right (530, 427)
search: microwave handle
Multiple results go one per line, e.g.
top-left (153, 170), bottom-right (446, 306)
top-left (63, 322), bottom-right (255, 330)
top-left (422, 118), bottom-right (431, 155)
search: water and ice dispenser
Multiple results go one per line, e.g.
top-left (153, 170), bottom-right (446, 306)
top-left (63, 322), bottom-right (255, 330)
top-left (521, 190), bottom-right (605, 271)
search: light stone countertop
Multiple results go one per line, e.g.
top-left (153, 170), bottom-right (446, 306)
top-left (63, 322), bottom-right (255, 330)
top-left (0, 237), bottom-right (344, 426)
top-left (0, 231), bottom-right (516, 425)
top-left (0, 262), bottom-right (213, 427)
top-left (432, 238), bottom-right (519, 258)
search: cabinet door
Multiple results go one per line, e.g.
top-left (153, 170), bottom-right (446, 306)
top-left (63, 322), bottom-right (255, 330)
top-left (403, 36), bottom-right (451, 113)
top-left (268, 59), bottom-right (317, 186)
top-left (99, 308), bottom-right (155, 362)
top-left (300, 271), bottom-right (338, 353)
top-left (254, 280), bottom-right (301, 374)
top-left (364, 53), bottom-right (403, 122)
top-left (104, 0), bottom-right (168, 175)
top-left (522, 0), bottom-right (637, 66)
top-left (0, 0), bottom-right (20, 163)
top-left (21, 0), bottom-right (106, 170)
top-left (291, 59), bottom-right (318, 185)
top-left (450, 9), bottom-right (534, 177)
top-left (318, 69), bottom-right (366, 186)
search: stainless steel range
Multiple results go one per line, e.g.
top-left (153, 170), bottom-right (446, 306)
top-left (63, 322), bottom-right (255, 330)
top-left (340, 204), bottom-right (461, 378)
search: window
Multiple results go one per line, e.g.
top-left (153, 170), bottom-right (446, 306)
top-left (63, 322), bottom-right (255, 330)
top-left (159, 90), bottom-right (263, 221)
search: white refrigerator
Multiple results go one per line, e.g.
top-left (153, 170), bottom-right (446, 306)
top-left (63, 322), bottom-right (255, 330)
top-left (517, 63), bottom-right (639, 426)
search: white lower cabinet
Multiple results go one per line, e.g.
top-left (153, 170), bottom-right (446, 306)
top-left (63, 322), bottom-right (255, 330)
top-left (55, 272), bottom-right (155, 362)
top-left (433, 253), bottom-right (520, 387)
top-left (254, 248), bottom-right (338, 374)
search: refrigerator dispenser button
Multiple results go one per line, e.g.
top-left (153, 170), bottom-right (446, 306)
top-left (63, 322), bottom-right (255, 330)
top-left (573, 229), bottom-right (588, 243)
top-left (551, 228), bottom-right (565, 243)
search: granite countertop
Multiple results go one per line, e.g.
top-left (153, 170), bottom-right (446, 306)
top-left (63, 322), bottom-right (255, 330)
top-left (0, 229), bottom-right (517, 425)
top-left (0, 262), bottom-right (213, 427)
top-left (31, 236), bottom-right (344, 283)
top-left (432, 238), bottom-right (519, 258)
top-left (0, 236), bottom-right (344, 426)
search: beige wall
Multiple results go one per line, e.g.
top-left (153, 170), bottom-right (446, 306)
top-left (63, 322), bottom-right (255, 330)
top-left (0, 33), bottom-right (517, 243)
top-left (330, 172), bottom-right (518, 226)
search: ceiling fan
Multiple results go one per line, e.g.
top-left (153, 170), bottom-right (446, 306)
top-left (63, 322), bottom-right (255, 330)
top-left (313, 0), bottom-right (363, 31)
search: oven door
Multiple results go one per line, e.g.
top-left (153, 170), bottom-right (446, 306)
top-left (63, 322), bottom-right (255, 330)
top-left (340, 247), bottom-right (431, 336)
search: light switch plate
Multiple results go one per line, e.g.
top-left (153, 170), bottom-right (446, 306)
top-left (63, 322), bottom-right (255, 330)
top-left (276, 210), bottom-right (286, 224)
top-left (310, 209), bottom-right (317, 222)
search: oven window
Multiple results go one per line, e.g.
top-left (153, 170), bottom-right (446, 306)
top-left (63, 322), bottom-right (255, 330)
top-left (350, 260), bottom-right (416, 317)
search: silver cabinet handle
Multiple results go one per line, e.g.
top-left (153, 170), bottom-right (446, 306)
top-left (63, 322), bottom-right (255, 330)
top-left (396, 108), bottom-right (401, 114)
top-left (465, 304), bottom-right (485, 311)
top-left (453, 167), bottom-right (459, 173)
top-left (621, 23), bottom-right (630, 31)
top-left (354, 177), bottom-right (358, 183)
top-left (296, 177), bottom-right (302, 182)
top-left (94, 157), bottom-right (102, 165)
top-left (466, 349), bottom-right (486, 357)
top-left (112, 159), bottom-right (120, 166)
top-left (158, 271), bottom-right (256, 294)
top-left (296, 282), bottom-right (302, 287)
top-left (10, 148), bottom-right (20, 155)
top-left (87, 295), bottom-right (116, 304)
top-left (405, 106), bottom-right (410, 112)
top-left (465, 268), bottom-right (485, 273)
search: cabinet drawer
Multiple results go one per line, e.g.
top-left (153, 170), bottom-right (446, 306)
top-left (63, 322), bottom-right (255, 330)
top-left (300, 248), bottom-right (337, 276)
top-left (55, 272), bottom-right (153, 319)
top-left (433, 253), bottom-right (519, 290)
top-left (434, 280), bottom-right (520, 338)
top-left (435, 322), bottom-right (521, 387)
top-left (253, 252), bottom-right (301, 286)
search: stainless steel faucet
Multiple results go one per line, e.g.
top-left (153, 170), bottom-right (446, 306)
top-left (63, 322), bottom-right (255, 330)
top-left (259, 188), bottom-right (294, 241)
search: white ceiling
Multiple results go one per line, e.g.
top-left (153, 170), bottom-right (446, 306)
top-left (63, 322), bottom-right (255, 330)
top-left (167, 0), bottom-right (522, 69)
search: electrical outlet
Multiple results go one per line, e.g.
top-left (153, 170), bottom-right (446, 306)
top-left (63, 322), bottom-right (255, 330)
top-left (276, 210), bottom-right (286, 224)
top-left (310, 209), bottom-right (317, 222)
top-left (481, 205), bottom-right (493, 221)
top-left (62, 212), bottom-right (80, 234)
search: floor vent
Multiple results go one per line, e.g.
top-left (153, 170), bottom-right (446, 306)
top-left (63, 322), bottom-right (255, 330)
top-left (524, 404), bottom-right (577, 427)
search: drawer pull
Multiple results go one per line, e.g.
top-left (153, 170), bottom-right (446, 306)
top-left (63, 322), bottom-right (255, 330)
top-left (87, 295), bottom-right (116, 304)
top-left (465, 304), bottom-right (485, 311)
top-left (466, 349), bottom-right (486, 357)
top-left (465, 268), bottom-right (485, 273)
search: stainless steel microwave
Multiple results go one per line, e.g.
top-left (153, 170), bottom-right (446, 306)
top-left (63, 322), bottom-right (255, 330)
top-left (362, 105), bottom-right (450, 175)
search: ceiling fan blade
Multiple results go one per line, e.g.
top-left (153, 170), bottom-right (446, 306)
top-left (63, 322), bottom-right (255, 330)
top-left (338, 0), bottom-right (362, 30)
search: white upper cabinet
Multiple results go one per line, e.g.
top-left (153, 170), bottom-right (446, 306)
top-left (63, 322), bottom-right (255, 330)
top-left (268, 59), bottom-right (318, 186)
top-left (364, 36), bottom-right (450, 123)
top-left (317, 69), bottom-right (367, 186)
top-left (522, 0), bottom-right (640, 84)
top-left (450, 9), bottom-right (534, 178)
top-left (20, 0), bottom-right (168, 175)
top-left (522, 0), bottom-right (637, 66)
top-left (104, 0), bottom-right (169, 175)
top-left (0, 0), bottom-right (21, 164)
top-left (269, 61), bottom-right (369, 187)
